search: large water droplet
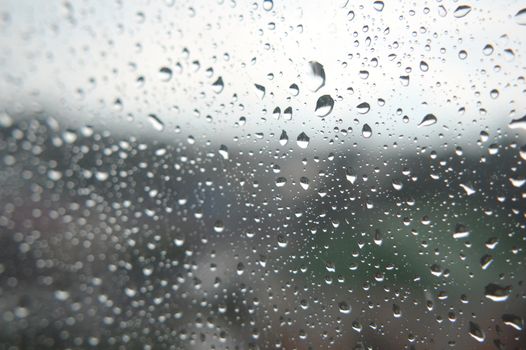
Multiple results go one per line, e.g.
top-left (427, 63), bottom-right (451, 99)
top-left (296, 132), bottom-right (310, 149)
top-left (262, 0), bottom-right (273, 11)
top-left (514, 8), bottom-right (526, 25)
top-left (453, 5), bottom-right (472, 18)
top-left (338, 301), bottom-right (351, 314)
top-left (254, 84), bottom-right (266, 99)
top-left (502, 314), bottom-right (524, 331)
top-left (356, 102), bottom-right (370, 114)
top-left (315, 95), bottom-right (334, 117)
top-left (508, 115), bottom-right (526, 130)
top-left (305, 61), bottom-right (326, 92)
top-left (279, 130), bottom-right (288, 146)
top-left (468, 322), bottom-right (485, 343)
top-left (361, 124), bottom-right (372, 138)
top-left (212, 76), bottom-right (224, 93)
top-left (418, 114), bottom-right (437, 127)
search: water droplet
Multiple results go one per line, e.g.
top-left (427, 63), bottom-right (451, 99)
top-left (289, 83), bottom-right (299, 96)
top-left (212, 76), bottom-right (224, 93)
top-left (460, 183), bottom-right (476, 196)
top-left (399, 75), bottom-right (410, 86)
top-left (218, 145), bottom-right (229, 159)
top-left (262, 0), bottom-right (273, 11)
top-left (485, 283), bottom-right (510, 302)
top-left (482, 44), bottom-right (494, 56)
top-left (275, 177), bottom-right (287, 187)
top-left (214, 220), bottom-right (225, 233)
top-left (305, 61), bottom-right (326, 92)
top-left (418, 114), bottom-right (437, 127)
top-left (283, 106), bottom-right (293, 120)
top-left (278, 130), bottom-right (289, 146)
top-left (480, 254), bottom-right (493, 270)
top-left (458, 50), bottom-right (468, 60)
top-left (315, 95), bottom-right (334, 117)
top-left (438, 5), bottom-right (447, 17)
top-left (356, 102), bottom-right (370, 114)
top-left (420, 61), bottom-right (429, 72)
top-left (468, 322), bottom-right (485, 342)
top-left (158, 67), bottom-right (172, 81)
top-left (345, 167), bottom-right (357, 184)
top-left (296, 132), bottom-right (310, 149)
top-left (453, 224), bottom-right (470, 239)
top-left (373, 1), bottom-right (384, 11)
top-left (338, 301), bottom-right (351, 314)
top-left (300, 176), bottom-right (310, 190)
top-left (453, 5), bottom-right (472, 18)
top-left (254, 84), bottom-right (266, 99)
top-left (148, 114), bottom-right (165, 131)
top-left (392, 304), bottom-right (401, 318)
top-left (514, 8), bottom-right (526, 25)
top-left (502, 314), bottom-right (524, 331)
top-left (361, 124), bottom-right (372, 138)
top-left (508, 115), bottom-right (526, 130)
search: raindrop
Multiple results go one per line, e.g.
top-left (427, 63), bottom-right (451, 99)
top-left (289, 83), bottom-right (299, 96)
top-left (279, 130), bottom-right (288, 146)
top-left (300, 176), bottom-right (310, 190)
top-left (468, 322), bottom-right (485, 343)
top-left (148, 114), bottom-right (165, 131)
top-left (361, 124), bottom-right (372, 138)
top-left (345, 167), bottom-right (357, 184)
top-left (296, 132), bottom-right (310, 149)
top-left (218, 145), bottom-right (229, 159)
top-left (508, 115), bottom-right (526, 130)
top-left (158, 67), bottom-right (173, 81)
top-left (420, 61), bottom-right (429, 72)
top-left (356, 102), bottom-right (370, 114)
top-left (214, 220), bottom-right (225, 233)
top-left (212, 76), bottom-right (224, 93)
top-left (453, 224), bottom-right (470, 239)
top-left (254, 84), bottom-right (266, 99)
top-left (485, 283), bottom-right (510, 302)
top-left (305, 61), bottom-right (326, 92)
top-left (460, 183), bottom-right (476, 196)
top-left (502, 314), bottom-right (524, 331)
top-left (418, 114), bottom-right (437, 127)
top-left (514, 8), bottom-right (526, 25)
top-left (262, 0), bottom-right (273, 11)
top-left (338, 301), bottom-right (351, 314)
top-left (275, 177), bottom-right (287, 187)
top-left (453, 5), bottom-right (472, 18)
top-left (373, 1), bottom-right (384, 11)
top-left (315, 95), bottom-right (334, 117)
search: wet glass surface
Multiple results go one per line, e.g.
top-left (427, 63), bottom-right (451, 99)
top-left (0, 1), bottom-right (525, 349)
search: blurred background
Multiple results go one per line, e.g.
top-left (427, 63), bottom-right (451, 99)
top-left (0, 0), bottom-right (525, 349)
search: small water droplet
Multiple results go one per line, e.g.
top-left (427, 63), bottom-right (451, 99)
top-left (148, 114), bottom-right (165, 131)
top-left (453, 224), bottom-right (470, 239)
top-left (214, 220), bottom-right (225, 233)
top-left (373, 1), bottom-right (384, 11)
top-left (300, 176), bottom-right (310, 190)
top-left (420, 61), bottom-right (429, 72)
top-left (468, 322), bottom-right (485, 343)
top-left (279, 130), bottom-right (289, 146)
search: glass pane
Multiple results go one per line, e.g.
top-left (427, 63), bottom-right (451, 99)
top-left (1, 1), bottom-right (525, 348)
